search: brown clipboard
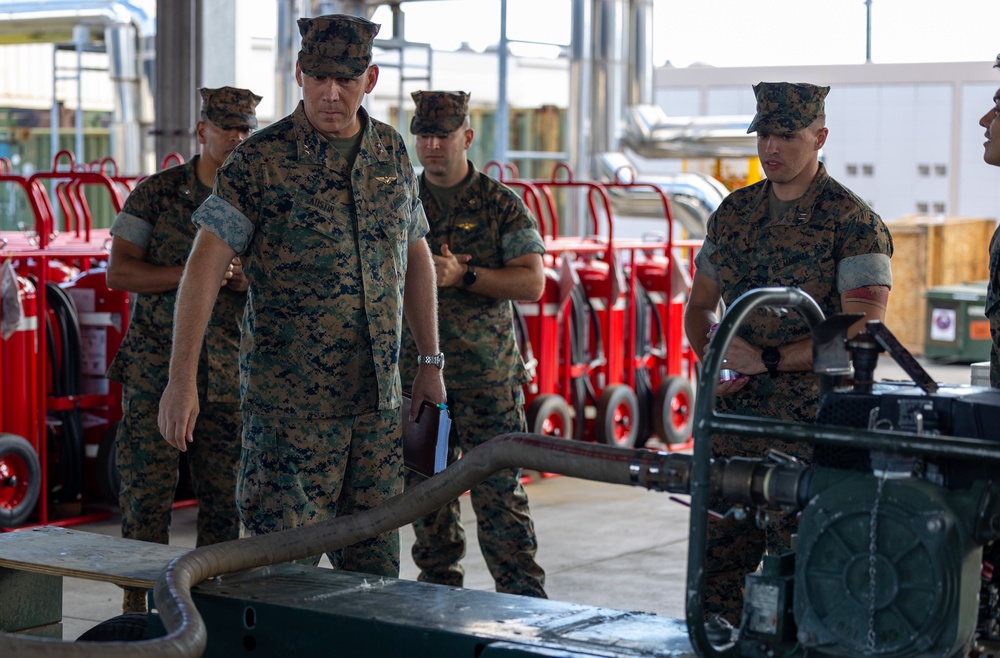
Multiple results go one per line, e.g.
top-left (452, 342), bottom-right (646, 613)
top-left (401, 393), bottom-right (452, 477)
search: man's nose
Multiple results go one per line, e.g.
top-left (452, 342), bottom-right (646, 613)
top-left (321, 80), bottom-right (339, 101)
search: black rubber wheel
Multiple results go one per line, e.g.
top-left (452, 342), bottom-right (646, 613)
top-left (0, 433), bottom-right (42, 528)
top-left (527, 394), bottom-right (573, 440)
top-left (653, 376), bottom-right (695, 446)
top-left (632, 368), bottom-right (654, 449)
top-left (595, 384), bottom-right (639, 448)
top-left (96, 423), bottom-right (121, 505)
top-left (76, 612), bottom-right (148, 642)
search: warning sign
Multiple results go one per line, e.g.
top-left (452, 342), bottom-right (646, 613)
top-left (930, 308), bottom-right (956, 342)
top-left (970, 319), bottom-right (991, 341)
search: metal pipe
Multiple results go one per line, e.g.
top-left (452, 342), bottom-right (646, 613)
top-left (495, 0), bottom-right (509, 163)
top-left (865, 0), bottom-right (873, 63)
top-left (0, 434), bottom-right (691, 657)
top-left (51, 44), bottom-right (59, 168)
top-left (626, 0), bottom-right (652, 108)
top-left (590, 0), bottom-right (622, 158)
top-left (568, 0), bottom-right (592, 179)
top-left (105, 20), bottom-right (142, 173)
top-left (700, 413), bottom-right (1000, 462)
top-left (685, 287), bottom-right (825, 658)
top-left (274, 0), bottom-right (304, 119)
top-left (74, 24), bottom-right (86, 163)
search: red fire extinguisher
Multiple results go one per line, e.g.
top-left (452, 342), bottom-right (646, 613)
top-left (0, 266), bottom-right (42, 528)
top-left (63, 268), bottom-right (129, 398)
top-left (62, 268), bottom-right (129, 503)
top-left (2, 272), bottom-right (39, 450)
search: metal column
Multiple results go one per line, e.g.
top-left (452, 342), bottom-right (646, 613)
top-left (153, 0), bottom-right (201, 165)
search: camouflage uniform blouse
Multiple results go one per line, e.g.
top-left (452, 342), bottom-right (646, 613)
top-left (106, 156), bottom-right (245, 402)
top-left (193, 103), bottom-right (428, 418)
top-left (987, 226), bottom-right (1000, 386)
top-left (400, 164), bottom-right (546, 388)
top-left (694, 163), bottom-right (893, 421)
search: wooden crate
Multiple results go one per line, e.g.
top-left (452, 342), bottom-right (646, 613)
top-left (883, 215), bottom-right (996, 355)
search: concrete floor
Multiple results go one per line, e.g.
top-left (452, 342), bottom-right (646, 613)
top-left (52, 355), bottom-right (975, 641)
top-left (57, 472), bottom-right (692, 641)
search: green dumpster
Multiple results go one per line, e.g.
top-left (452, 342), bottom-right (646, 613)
top-left (924, 281), bottom-right (991, 362)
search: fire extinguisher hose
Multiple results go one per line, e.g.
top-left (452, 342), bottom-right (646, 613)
top-left (44, 282), bottom-right (85, 503)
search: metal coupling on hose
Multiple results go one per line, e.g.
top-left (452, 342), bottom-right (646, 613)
top-left (629, 451), bottom-right (692, 493)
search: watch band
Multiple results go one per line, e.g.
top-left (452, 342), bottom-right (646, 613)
top-left (462, 264), bottom-right (477, 288)
top-left (416, 352), bottom-right (445, 370)
top-left (761, 346), bottom-right (781, 377)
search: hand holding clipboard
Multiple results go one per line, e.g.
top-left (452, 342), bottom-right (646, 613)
top-left (402, 394), bottom-right (452, 477)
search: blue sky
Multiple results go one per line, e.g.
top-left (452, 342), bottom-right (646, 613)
top-left (371, 0), bottom-right (999, 68)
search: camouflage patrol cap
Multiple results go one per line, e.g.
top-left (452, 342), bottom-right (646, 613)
top-left (297, 14), bottom-right (380, 78)
top-left (410, 91), bottom-right (470, 136)
top-left (746, 82), bottom-right (830, 135)
top-left (199, 87), bottom-right (262, 130)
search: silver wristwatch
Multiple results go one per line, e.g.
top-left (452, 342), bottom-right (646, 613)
top-left (416, 352), bottom-right (445, 370)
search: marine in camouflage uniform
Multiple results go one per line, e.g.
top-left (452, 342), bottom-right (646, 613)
top-left (158, 14), bottom-right (444, 578)
top-left (686, 82), bottom-right (893, 625)
top-left (106, 86), bottom-right (261, 612)
top-left (400, 91), bottom-right (547, 597)
top-left (982, 58), bottom-right (1000, 386)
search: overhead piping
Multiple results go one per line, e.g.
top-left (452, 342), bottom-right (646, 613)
top-left (0, 1), bottom-right (152, 174)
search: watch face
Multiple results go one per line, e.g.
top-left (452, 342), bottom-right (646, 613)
top-left (463, 268), bottom-right (476, 287)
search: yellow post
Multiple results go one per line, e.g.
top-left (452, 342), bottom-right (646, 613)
top-left (745, 157), bottom-right (762, 185)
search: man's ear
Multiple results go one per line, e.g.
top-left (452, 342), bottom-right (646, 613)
top-left (195, 121), bottom-right (207, 145)
top-left (364, 64), bottom-right (379, 94)
top-left (295, 60), bottom-right (303, 88)
top-left (814, 126), bottom-right (829, 151)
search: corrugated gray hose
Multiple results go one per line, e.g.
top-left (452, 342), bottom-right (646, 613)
top-left (0, 433), bottom-right (692, 657)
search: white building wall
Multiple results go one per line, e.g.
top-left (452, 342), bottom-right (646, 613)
top-left (959, 83), bottom-right (1000, 219)
top-left (202, 0), bottom-right (278, 122)
top-left (0, 43), bottom-right (114, 112)
top-left (3, 9), bottom-right (999, 226)
top-left (201, 0), bottom-right (238, 92)
top-left (654, 61), bottom-right (1000, 222)
top-left (368, 47), bottom-right (570, 120)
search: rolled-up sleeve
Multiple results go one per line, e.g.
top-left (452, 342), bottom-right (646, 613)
top-left (836, 210), bottom-right (894, 292)
top-left (837, 253), bottom-right (892, 291)
top-left (406, 194), bottom-right (429, 244)
top-left (694, 238), bottom-right (719, 283)
top-left (109, 211), bottom-right (153, 248)
top-left (193, 195), bottom-right (255, 254)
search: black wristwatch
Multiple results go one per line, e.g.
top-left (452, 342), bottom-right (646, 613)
top-left (462, 264), bottom-right (477, 288)
top-left (761, 346), bottom-right (781, 377)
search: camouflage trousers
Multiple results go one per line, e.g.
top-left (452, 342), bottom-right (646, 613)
top-left (116, 388), bottom-right (242, 546)
top-left (704, 434), bottom-right (810, 625)
top-left (116, 389), bottom-right (241, 614)
top-left (405, 385), bottom-right (546, 598)
top-left (237, 409), bottom-right (402, 577)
